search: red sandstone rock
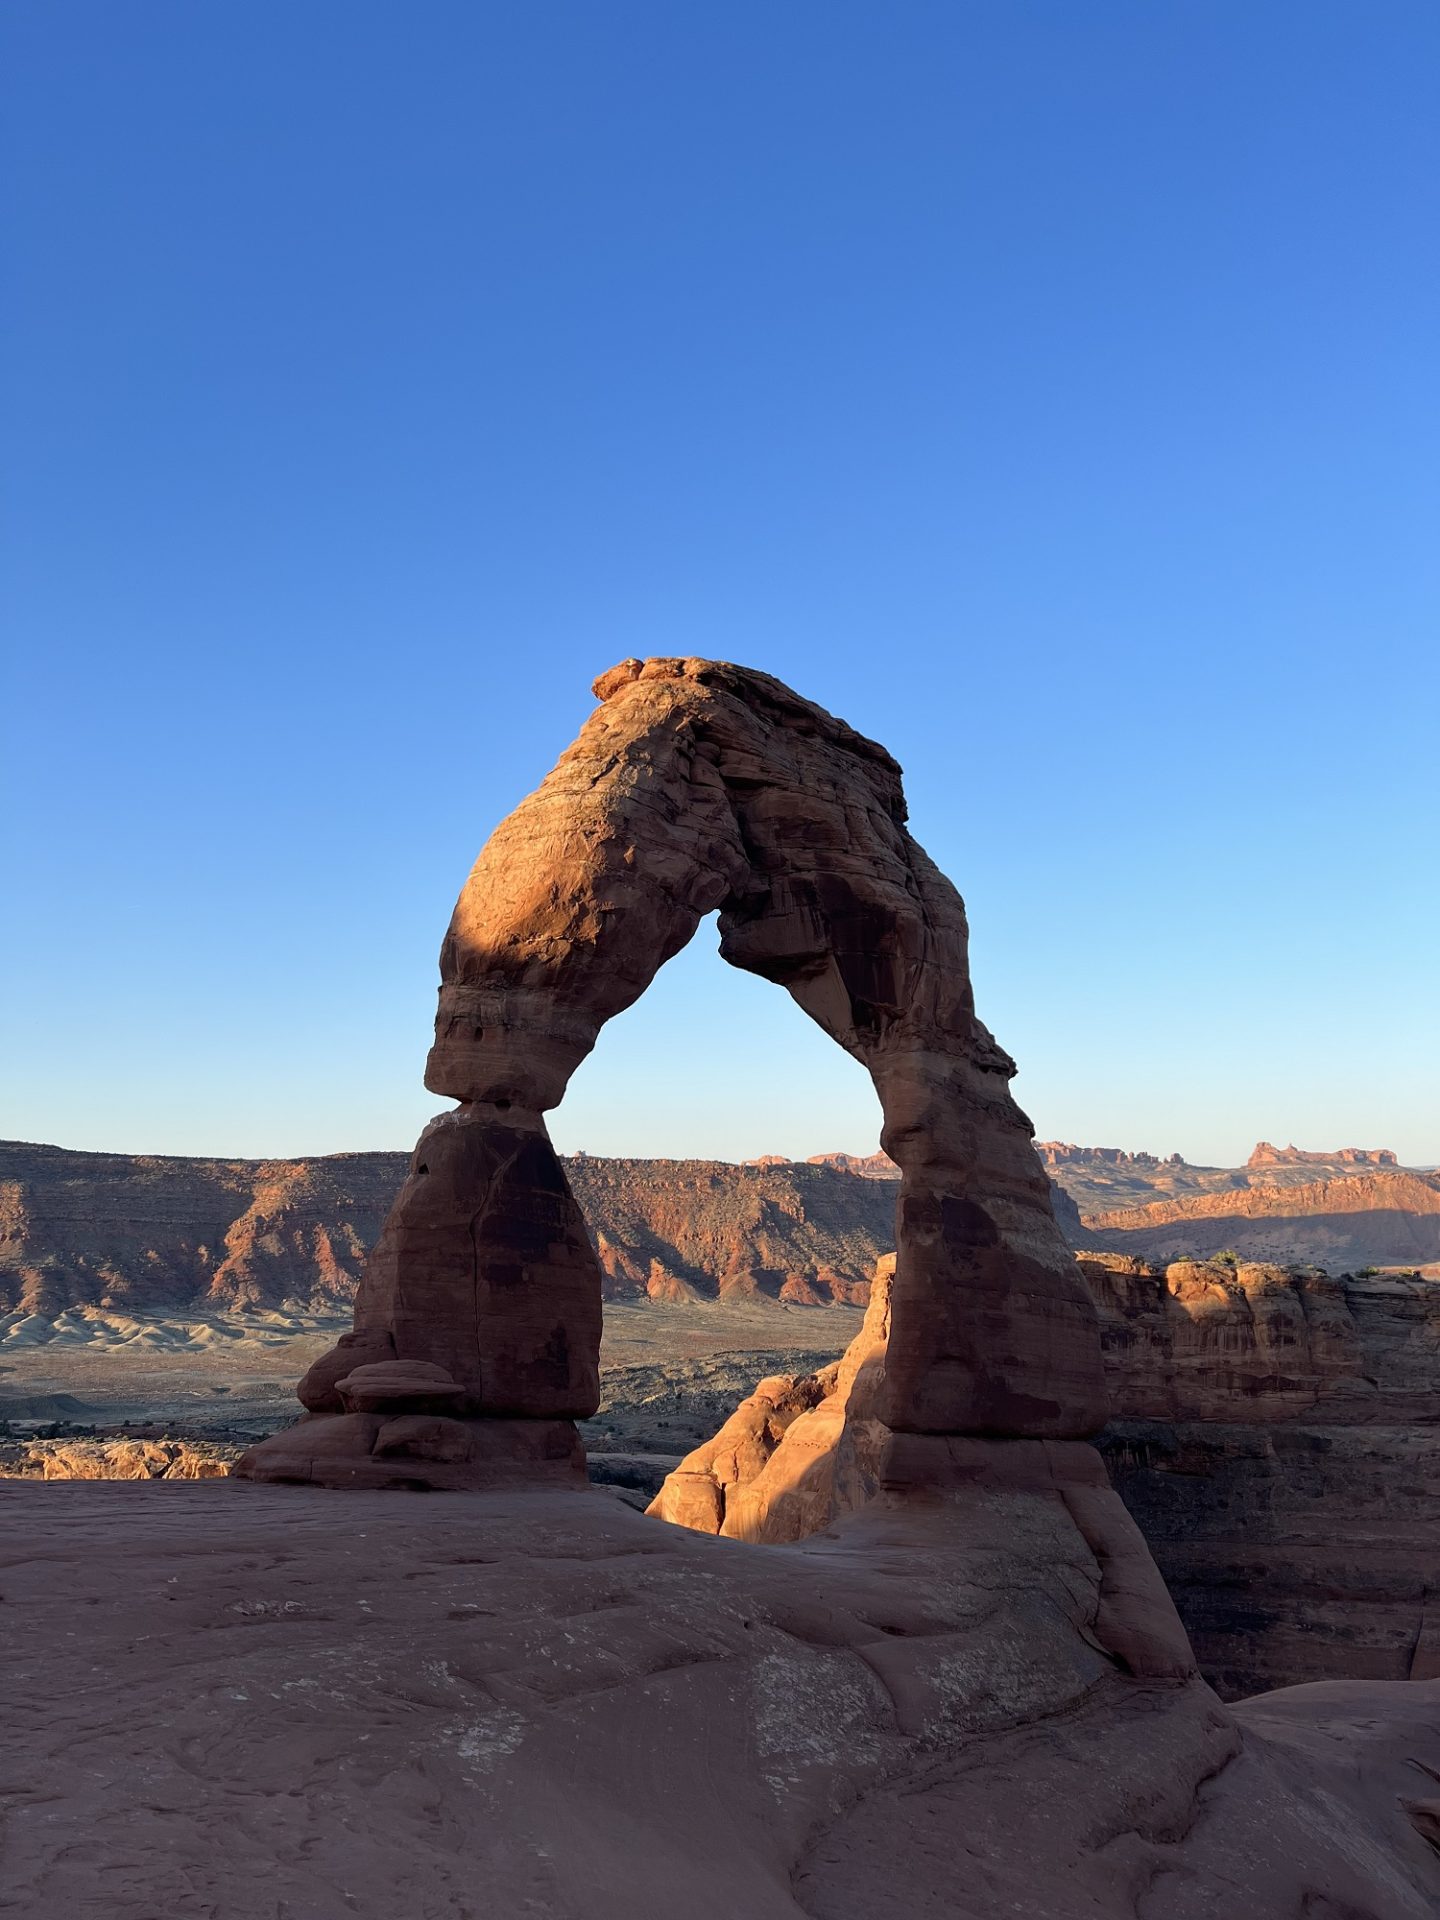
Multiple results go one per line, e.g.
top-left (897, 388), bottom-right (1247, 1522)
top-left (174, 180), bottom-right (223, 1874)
top-left (296, 1328), bottom-right (398, 1413)
top-left (653, 1249), bottom-right (1440, 1699)
top-left (10, 1479), bottom-right (1439, 1919)
top-left (350, 1107), bottom-right (603, 1419)
top-left (334, 1360), bottom-right (467, 1415)
top-left (423, 657), bottom-right (1104, 1439)
top-left (1078, 1168), bottom-right (1440, 1267)
top-left (650, 1255), bottom-right (1191, 1682)
top-left (239, 658), bottom-right (1106, 1490)
top-left (1083, 1252), bottom-right (1370, 1422)
top-left (6, 1438), bottom-right (236, 1480)
top-left (233, 1411), bottom-right (584, 1490)
top-left (650, 1254), bottom-right (894, 1544)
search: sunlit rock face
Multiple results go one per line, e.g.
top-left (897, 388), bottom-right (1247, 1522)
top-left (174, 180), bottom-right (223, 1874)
top-left (649, 1255), bottom-right (896, 1545)
top-left (238, 657), bottom-right (1105, 1489)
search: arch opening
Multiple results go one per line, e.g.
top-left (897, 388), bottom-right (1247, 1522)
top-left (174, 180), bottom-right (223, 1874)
top-left (235, 659), bottom-right (1108, 1491)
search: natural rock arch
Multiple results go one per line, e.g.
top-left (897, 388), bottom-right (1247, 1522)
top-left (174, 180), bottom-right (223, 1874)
top-left (237, 658), bottom-right (1107, 1488)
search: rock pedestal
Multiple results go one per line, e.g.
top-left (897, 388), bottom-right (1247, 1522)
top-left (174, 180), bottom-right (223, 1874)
top-left (235, 1106), bottom-right (600, 1489)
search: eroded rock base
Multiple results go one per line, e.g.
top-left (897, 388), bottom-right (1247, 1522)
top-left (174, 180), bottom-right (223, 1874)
top-left (233, 1412), bottom-right (585, 1490)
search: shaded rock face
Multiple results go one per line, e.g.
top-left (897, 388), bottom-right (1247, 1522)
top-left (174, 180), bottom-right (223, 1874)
top-left (1090, 1256), bottom-right (1440, 1695)
top-left (348, 1108), bottom-right (603, 1419)
top-left (1100, 1419), bottom-right (1440, 1699)
top-left (239, 657), bottom-right (1106, 1488)
top-left (653, 1252), bottom-right (1440, 1699)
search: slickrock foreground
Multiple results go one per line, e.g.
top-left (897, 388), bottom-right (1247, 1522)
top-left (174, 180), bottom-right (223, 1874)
top-left (7, 1479), bottom-right (1440, 1920)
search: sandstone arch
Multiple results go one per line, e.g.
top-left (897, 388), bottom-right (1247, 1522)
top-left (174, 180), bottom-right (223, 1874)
top-left (236, 657), bottom-right (1107, 1488)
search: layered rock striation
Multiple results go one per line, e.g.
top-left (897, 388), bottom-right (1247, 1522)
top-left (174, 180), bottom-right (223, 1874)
top-left (0, 1142), bottom-right (390, 1316)
top-left (8, 1133), bottom-right (1436, 1321)
top-left (1088, 1250), bottom-right (1440, 1694)
top-left (565, 1154), bottom-right (889, 1305)
top-left (1079, 1170), bottom-right (1440, 1270)
top-left (0, 1140), bottom-right (895, 1316)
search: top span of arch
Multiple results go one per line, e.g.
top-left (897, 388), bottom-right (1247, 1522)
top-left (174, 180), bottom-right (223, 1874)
top-left (426, 655), bottom-right (977, 1118)
top-left (591, 655), bottom-right (906, 790)
top-left (419, 654), bottom-right (1107, 1436)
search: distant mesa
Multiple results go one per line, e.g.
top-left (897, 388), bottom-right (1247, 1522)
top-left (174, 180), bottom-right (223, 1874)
top-left (745, 1149), bottom-right (900, 1179)
top-left (1248, 1140), bottom-right (1398, 1169)
top-left (1074, 1167), bottom-right (1440, 1269)
top-left (805, 1149), bottom-right (900, 1179)
top-left (1037, 1143), bottom-right (1189, 1169)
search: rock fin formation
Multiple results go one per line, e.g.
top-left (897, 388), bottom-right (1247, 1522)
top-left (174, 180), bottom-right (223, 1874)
top-left (237, 657), bottom-right (1106, 1487)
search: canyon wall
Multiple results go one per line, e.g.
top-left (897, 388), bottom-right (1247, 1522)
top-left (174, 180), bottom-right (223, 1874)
top-left (1079, 1170), bottom-right (1440, 1271)
top-left (1086, 1250), bottom-right (1440, 1695)
top-left (653, 1252), bottom-right (1440, 1698)
top-left (0, 1141), bottom-right (896, 1317)
top-left (6, 1139), bottom-right (1435, 1322)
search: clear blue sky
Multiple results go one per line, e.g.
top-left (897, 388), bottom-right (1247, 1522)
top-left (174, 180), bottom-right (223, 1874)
top-left (3, 2), bottom-right (1437, 1168)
